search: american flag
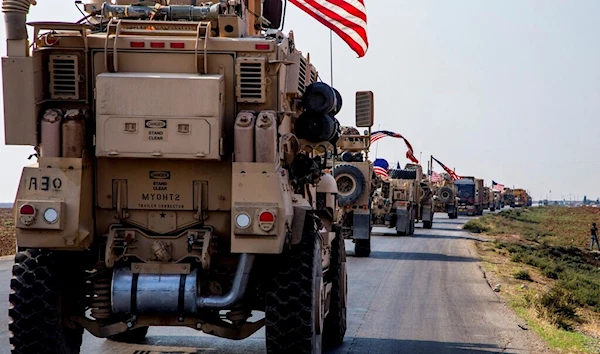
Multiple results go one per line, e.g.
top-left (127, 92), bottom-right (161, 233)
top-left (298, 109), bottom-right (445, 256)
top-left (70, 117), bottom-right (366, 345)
top-left (289, 0), bottom-right (368, 57)
top-left (370, 130), bottom-right (419, 164)
top-left (373, 158), bottom-right (389, 178)
top-left (492, 180), bottom-right (505, 192)
top-left (431, 156), bottom-right (461, 181)
top-left (430, 171), bottom-right (441, 183)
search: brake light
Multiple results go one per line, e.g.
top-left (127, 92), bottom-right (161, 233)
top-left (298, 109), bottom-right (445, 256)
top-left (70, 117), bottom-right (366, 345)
top-left (20, 204), bottom-right (35, 215)
top-left (255, 44), bottom-right (270, 50)
top-left (170, 42), bottom-right (185, 49)
top-left (259, 211), bottom-right (275, 223)
top-left (258, 210), bottom-right (276, 232)
top-left (150, 42), bottom-right (165, 48)
top-left (130, 41), bottom-right (145, 48)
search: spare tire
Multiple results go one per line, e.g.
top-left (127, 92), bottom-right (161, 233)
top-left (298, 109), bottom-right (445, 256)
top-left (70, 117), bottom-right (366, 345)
top-left (302, 82), bottom-right (337, 114)
top-left (438, 187), bottom-right (454, 204)
top-left (334, 164), bottom-right (366, 206)
top-left (330, 88), bottom-right (343, 116)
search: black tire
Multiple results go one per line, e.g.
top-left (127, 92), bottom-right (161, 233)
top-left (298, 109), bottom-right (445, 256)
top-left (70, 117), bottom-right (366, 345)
top-left (262, 0), bottom-right (283, 28)
top-left (9, 249), bottom-right (84, 354)
top-left (423, 220), bottom-right (432, 229)
top-left (323, 234), bottom-right (347, 347)
top-left (330, 88), bottom-right (343, 116)
top-left (438, 187), bottom-right (454, 204)
top-left (302, 82), bottom-right (337, 114)
top-left (334, 164), bottom-right (366, 206)
top-left (266, 222), bottom-right (323, 353)
top-left (107, 327), bottom-right (149, 343)
top-left (354, 239), bottom-right (370, 257)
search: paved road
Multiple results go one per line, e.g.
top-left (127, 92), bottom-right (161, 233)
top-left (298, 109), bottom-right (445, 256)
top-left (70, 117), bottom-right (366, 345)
top-left (0, 214), bottom-right (550, 354)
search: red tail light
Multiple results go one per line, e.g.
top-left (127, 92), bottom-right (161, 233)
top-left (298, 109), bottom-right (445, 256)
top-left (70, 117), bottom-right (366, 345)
top-left (20, 204), bottom-right (35, 215)
top-left (255, 44), bottom-right (270, 50)
top-left (150, 42), bottom-right (165, 48)
top-left (130, 41), bottom-right (145, 48)
top-left (259, 211), bottom-right (275, 223)
top-left (170, 42), bottom-right (185, 49)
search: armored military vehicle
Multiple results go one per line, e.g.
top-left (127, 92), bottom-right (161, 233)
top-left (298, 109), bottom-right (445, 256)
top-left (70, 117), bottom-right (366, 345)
top-left (372, 163), bottom-right (433, 235)
top-left (432, 173), bottom-right (459, 219)
top-left (513, 188), bottom-right (528, 208)
top-left (455, 176), bottom-right (483, 216)
top-left (1, 1), bottom-right (371, 352)
top-left (334, 120), bottom-right (376, 257)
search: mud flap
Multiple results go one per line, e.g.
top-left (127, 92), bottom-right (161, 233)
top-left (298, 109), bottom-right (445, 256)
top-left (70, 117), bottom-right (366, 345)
top-left (395, 208), bottom-right (409, 233)
top-left (352, 213), bottom-right (370, 240)
top-left (447, 205), bottom-right (456, 215)
top-left (422, 205), bottom-right (433, 222)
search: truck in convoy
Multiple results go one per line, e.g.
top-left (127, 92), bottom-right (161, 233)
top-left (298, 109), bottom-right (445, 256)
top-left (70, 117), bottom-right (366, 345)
top-left (1, 0), bottom-right (365, 352)
top-left (334, 121), bottom-right (376, 258)
top-left (432, 173), bottom-right (459, 219)
top-left (455, 176), bottom-right (483, 216)
top-left (371, 163), bottom-right (434, 235)
top-left (504, 188), bottom-right (515, 207)
top-left (513, 188), bottom-right (528, 207)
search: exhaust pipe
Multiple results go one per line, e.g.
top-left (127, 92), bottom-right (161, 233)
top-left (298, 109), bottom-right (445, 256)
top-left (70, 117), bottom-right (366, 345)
top-left (2, 0), bottom-right (36, 56)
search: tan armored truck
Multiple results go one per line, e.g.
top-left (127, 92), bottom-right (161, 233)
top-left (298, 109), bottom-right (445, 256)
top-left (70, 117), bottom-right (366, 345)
top-left (372, 163), bottom-right (434, 235)
top-left (1, 1), bottom-right (374, 352)
top-left (334, 122), bottom-right (376, 258)
top-left (432, 173), bottom-right (458, 219)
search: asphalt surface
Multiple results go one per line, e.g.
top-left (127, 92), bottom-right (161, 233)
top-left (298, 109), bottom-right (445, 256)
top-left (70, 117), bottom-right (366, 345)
top-left (0, 213), bottom-right (551, 354)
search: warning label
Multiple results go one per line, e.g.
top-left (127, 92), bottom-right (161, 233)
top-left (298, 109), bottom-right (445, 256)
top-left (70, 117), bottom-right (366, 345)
top-left (145, 120), bottom-right (168, 141)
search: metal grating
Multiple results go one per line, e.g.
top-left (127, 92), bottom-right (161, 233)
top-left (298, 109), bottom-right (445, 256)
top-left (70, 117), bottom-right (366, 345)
top-left (49, 54), bottom-right (79, 99)
top-left (355, 90), bottom-right (374, 127)
top-left (309, 64), bottom-right (318, 83)
top-left (298, 56), bottom-right (307, 95)
top-left (236, 57), bottom-right (266, 103)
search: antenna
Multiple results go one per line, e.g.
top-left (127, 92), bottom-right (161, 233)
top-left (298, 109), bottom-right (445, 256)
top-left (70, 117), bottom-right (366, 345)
top-left (330, 29), bottom-right (334, 86)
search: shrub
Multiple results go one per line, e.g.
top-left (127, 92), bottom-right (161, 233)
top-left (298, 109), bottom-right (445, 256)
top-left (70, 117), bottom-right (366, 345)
top-left (535, 285), bottom-right (578, 330)
top-left (514, 269), bottom-right (532, 281)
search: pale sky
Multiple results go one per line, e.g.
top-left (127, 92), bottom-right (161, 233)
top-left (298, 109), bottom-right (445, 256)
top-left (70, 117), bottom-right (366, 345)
top-left (1, 0), bottom-right (599, 202)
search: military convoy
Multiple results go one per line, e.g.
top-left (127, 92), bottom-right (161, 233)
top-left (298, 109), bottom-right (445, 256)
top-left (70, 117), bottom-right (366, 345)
top-left (0, 0), bottom-right (383, 352)
top-left (333, 125), bottom-right (376, 257)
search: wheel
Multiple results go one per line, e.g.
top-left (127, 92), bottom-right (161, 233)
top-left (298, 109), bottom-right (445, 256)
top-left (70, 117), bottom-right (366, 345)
top-left (107, 327), bottom-right (149, 343)
top-left (323, 234), bottom-right (347, 347)
top-left (438, 187), bottom-right (454, 204)
top-left (266, 221), bottom-right (324, 353)
top-left (354, 239), bottom-right (370, 257)
top-left (423, 220), bottom-right (432, 229)
top-left (262, 0), bottom-right (283, 28)
top-left (334, 164), bottom-right (366, 206)
top-left (9, 249), bottom-right (84, 354)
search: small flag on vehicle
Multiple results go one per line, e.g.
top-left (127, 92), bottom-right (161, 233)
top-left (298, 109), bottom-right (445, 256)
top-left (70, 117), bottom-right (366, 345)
top-left (373, 158), bottom-right (389, 178)
top-left (370, 130), bottom-right (419, 164)
top-left (431, 156), bottom-right (461, 180)
top-left (430, 171), bottom-right (441, 183)
top-left (492, 180), bottom-right (505, 192)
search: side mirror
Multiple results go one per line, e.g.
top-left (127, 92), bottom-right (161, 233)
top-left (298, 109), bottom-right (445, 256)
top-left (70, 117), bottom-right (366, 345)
top-left (355, 91), bottom-right (374, 127)
top-left (262, 0), bottom-right (283, 29)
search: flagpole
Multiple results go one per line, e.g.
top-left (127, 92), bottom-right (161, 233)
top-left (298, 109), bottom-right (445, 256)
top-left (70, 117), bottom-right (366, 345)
top-left (330, 30), bottom-right (333, 86)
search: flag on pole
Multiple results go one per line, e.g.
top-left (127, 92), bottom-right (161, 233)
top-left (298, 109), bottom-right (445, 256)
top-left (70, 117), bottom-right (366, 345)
top-left (430, 171), bottom-right (441, 183)
top-left (373, 158), bottom-right (389, 178)
top-left (431, 156), bottom-right (461, 180)
top-left (289, 0), bottom-right (369, 57)
top-left (370, 130), bottom-right (419, 164)
top-left (492, 180), bottom-right (505, 192)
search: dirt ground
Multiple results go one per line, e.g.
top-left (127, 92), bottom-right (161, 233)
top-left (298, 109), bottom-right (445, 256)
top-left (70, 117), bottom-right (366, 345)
top-left (0, 209), bottom-right (15, 257)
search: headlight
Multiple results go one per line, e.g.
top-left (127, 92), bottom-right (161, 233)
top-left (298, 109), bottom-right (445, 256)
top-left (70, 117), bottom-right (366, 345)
top-left (235, 213), bottom-right (251, 229)
top-left (43, 208), bottom-right (59, 224)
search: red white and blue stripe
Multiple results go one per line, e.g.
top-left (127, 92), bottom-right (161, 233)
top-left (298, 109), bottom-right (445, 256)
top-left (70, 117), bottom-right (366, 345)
top-left (370, 130), bottom-right (419, 164)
